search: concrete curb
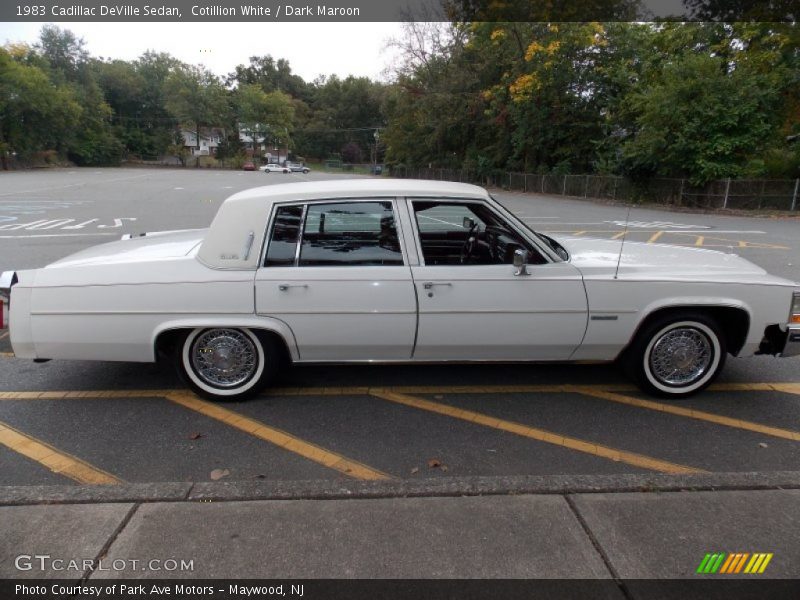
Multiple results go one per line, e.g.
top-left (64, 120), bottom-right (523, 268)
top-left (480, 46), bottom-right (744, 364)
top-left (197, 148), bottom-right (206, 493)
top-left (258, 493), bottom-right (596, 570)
top-left (0, 482), bottom-right (192, 506)
top-left (2, 471), bottom-right (800, 505)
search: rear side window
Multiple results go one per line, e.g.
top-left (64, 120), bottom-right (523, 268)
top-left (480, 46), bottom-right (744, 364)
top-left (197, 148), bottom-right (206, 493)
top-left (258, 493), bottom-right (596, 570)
top-left (299, 201), bottom-right (403, 266)
top-left (265, 205), bottom-right (303, 266)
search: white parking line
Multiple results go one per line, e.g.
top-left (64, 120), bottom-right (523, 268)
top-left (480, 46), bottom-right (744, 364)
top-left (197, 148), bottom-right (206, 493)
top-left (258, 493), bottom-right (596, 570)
top-left (0, 233), bottom-right (118, 239)
top-left (0, 173), bottom-right (151, 197)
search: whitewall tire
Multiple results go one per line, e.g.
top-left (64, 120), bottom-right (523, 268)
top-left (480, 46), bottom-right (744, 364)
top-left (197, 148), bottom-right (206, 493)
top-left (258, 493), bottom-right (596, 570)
top-left (177, 328), bottom-right (276, 401)
top-left (624, 313), bottom-right (726, 398)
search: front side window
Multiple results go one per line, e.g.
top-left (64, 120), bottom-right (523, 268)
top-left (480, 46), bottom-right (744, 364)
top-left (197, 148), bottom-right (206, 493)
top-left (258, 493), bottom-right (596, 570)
top-left (412, 200), bottom-right (546, 266)
top-left (299, 201), bottom-right (403, 266)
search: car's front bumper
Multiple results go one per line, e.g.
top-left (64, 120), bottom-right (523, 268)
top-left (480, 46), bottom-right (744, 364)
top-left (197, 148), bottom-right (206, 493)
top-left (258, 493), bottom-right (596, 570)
top-left (782, 327), bottom-right (800, 357)
top-left (758, 324), bottom-right (800, 358)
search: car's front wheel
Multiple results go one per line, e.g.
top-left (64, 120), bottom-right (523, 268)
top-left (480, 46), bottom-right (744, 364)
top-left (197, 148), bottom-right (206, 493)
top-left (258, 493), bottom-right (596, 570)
top-left (623, 313), bottom-right (726, 398)
top-left (177, 328), bottom-right (277, 401)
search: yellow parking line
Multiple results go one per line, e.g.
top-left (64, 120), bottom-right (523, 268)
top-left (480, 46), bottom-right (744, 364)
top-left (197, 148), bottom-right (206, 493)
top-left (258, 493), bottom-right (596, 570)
top-left (572, 387), bottom-right (800, 442)
top-left (0, 331), bottom-right (9, 340)
top-left (611, 231), bottom-right (627, 240)
top-left (647, 231), bottom-right (664, 244)
top-left (694, 236), bottom-right (704, 247)
top-left (0, 420), bottom-right (121, 485)
top-left (370, 390), bottom-right (702, 474)
top-left (0, 389), bottom-right (177, 399)
top-left (709, 383), bottom-right (778, 392)
top-left (771, 383), bottom-right (800, 396)
top-left (164, 392), bottom-right (389, 480)
top-left (0, 352), bottom-right (14, 358)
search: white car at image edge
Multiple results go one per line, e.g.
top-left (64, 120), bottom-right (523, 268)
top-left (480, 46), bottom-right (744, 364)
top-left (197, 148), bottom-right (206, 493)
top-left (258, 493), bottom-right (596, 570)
top-left (1, 179), bottom-right (798, 401)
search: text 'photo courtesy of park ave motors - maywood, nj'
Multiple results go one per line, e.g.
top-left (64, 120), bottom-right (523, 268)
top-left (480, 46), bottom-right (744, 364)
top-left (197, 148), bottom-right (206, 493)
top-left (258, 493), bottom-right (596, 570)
top-left (36, 3), bottom-right (361, 17)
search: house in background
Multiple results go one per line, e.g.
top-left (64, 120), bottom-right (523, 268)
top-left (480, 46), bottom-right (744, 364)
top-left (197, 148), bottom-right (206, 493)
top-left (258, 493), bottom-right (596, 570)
top-left (239, 129), bottom-right (290, 164)
top-left (181, 128), bottom-right (224, 156)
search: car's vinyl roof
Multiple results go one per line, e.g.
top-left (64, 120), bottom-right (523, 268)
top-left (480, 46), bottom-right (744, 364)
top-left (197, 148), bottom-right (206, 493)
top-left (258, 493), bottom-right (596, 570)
top-left (198, 178), bottom-right (490, 270)
top-left (225, 178), bottom-right (489, 203)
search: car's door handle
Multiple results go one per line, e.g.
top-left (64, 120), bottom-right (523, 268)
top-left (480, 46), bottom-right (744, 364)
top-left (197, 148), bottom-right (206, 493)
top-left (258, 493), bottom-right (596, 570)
top-left (422, 282), bottom-right (453, 289)
top-left (278, 283), bottom-right (309, 291)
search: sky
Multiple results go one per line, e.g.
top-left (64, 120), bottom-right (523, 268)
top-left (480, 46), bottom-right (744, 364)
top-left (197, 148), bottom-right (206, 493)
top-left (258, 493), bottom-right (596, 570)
top-left (0, 22), bottom-right (405, 82)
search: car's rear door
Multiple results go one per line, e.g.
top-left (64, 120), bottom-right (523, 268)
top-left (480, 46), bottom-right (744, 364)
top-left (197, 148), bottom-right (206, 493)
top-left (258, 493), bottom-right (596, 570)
top-left (406, 198), bottom-right (588, 360)
top-left (254, 198), bottom-right (417, 360)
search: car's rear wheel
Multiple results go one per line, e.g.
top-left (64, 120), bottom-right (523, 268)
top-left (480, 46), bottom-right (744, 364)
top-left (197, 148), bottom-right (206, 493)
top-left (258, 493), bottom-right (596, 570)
top-left (623, 312), bottom-right (726, 398)
top-left (176, 328), bottom-right (277, 401)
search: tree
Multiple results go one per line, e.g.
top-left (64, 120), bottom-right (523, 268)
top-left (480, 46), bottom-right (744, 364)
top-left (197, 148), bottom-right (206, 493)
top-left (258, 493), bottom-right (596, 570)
top-left (228, 55), bottom-right (309, 102)
top-left (164, 64), bottom-right (229, 160)
top-left (616, 23), bottom-right (792, 183)
top-left (0, 46), bottom-right (81, 165)
top-left (236, 84), bottom-right (295, 159)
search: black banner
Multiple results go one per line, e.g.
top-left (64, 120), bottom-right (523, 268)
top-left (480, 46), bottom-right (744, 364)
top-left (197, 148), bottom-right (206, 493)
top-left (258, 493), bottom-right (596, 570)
top-left (3, 579), bottom-right (800, 600)
top-left (1, 0), bottom-right (797, 22)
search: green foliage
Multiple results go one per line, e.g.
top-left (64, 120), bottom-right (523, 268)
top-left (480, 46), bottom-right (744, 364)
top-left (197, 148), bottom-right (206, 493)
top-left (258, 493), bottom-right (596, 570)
top-left (384, 20), bottom-right (799, 182)
top-left (164, 64), bottom-right (230, 148)
top-left (0, 45), bottom-right (81, 161)
top-left (236, 84), bottom-right (295, 154)
top-left (2, 22), bottom-right (797, 181)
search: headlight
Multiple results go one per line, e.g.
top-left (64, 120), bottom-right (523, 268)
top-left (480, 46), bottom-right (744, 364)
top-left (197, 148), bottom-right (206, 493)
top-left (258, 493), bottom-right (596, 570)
top-left (792, 292), bottom-right (800, 324)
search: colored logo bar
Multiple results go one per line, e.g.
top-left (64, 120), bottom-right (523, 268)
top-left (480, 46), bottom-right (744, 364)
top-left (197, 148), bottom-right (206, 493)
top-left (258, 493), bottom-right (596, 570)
top-left (696, 552), bottom-right (773, 574)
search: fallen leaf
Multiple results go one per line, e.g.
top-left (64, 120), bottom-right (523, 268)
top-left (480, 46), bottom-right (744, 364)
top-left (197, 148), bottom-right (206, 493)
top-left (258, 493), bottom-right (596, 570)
top-left (758, 442), bottom-right (768, 448)
top-left (410, 467), bottom-right (419, 474)
top-left (428, 458), bottom-right (442, 468)
top-left (440, 465), bottom-right (448, 472)
top-left (188, 432), bottom-right (203, 440)
top-left (210, 468), bottom-right (230, 481)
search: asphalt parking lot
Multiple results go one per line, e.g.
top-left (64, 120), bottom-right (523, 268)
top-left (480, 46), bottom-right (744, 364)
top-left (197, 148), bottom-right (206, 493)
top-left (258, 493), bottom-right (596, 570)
top-left (0, 168), bottom-right (798, 488)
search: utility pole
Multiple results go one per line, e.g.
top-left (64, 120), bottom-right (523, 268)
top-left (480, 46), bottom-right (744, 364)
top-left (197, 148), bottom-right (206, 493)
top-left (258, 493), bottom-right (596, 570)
top-left (373, 129), bottom-right (380, 175)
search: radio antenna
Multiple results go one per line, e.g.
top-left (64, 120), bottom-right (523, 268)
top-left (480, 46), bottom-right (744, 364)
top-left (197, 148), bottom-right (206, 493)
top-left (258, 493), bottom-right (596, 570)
top-left (613, 202), bottom-right (632, 280)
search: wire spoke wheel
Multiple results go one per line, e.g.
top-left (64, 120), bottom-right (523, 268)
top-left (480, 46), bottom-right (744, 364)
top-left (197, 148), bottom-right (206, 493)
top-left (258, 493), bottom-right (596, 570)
top-left (625, 313), bottom-right (726, 398)
top-left (190, 329), bottom-right (258, 388)
top-left (649, 327), bottom-right (713, 386)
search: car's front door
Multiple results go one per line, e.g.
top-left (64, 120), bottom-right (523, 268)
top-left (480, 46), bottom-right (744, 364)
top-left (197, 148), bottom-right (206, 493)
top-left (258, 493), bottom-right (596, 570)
top-left (408, 199), bottom-right (588, 360)
top-left (254, 199), bottom-right (417, 361)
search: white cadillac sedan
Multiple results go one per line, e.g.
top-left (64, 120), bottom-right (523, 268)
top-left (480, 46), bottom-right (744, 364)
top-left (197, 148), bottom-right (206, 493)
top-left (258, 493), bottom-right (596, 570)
top-left (1, 179), bottom-right (798, 401)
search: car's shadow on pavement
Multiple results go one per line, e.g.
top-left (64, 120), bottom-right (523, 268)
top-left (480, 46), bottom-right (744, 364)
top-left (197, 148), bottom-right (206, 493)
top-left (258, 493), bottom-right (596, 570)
top-left (0, 353), bottom-right (791, 392)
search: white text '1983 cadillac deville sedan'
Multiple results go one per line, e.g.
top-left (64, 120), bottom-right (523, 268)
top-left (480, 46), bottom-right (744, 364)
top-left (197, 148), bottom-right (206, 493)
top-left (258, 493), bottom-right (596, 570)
top-left (2, 179), bottom-right (798, 400)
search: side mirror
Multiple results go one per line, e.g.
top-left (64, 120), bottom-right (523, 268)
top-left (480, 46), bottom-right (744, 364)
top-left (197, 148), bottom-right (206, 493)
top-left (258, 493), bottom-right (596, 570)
top-left (513, 249), bottom-right (530, 277)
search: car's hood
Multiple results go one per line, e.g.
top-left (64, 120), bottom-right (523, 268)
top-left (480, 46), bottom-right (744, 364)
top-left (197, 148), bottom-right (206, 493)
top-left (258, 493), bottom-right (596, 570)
top-left (46, 229), bottom-right (207, 268)
top-left (551, 235), bottom-right (793, 284)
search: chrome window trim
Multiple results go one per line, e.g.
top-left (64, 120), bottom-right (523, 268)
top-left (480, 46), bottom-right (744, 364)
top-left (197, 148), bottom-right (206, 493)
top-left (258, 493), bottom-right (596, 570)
top-left (261, 203), bottom-right (305, 268)
top-left (405, 196), bottom-right (556, 267)
top-left (293, 204), bottom-right (309, 267)
top-left (261, 197), bottom-right (408, 269)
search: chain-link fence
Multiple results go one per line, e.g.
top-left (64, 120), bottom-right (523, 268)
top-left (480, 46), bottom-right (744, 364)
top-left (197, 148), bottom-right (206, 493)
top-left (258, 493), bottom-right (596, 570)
top-left (391, 167), bottom-right (800, 211)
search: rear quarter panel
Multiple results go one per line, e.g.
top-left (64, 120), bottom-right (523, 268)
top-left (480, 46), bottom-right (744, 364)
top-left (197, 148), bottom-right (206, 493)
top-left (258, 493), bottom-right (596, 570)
top-left (27, 257), bottom-right (256, 362)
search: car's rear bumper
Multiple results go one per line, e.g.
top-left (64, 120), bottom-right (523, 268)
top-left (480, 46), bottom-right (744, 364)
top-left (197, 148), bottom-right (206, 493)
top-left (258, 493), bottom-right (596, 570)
top-left (0, 270), bottom-right (17, 330)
